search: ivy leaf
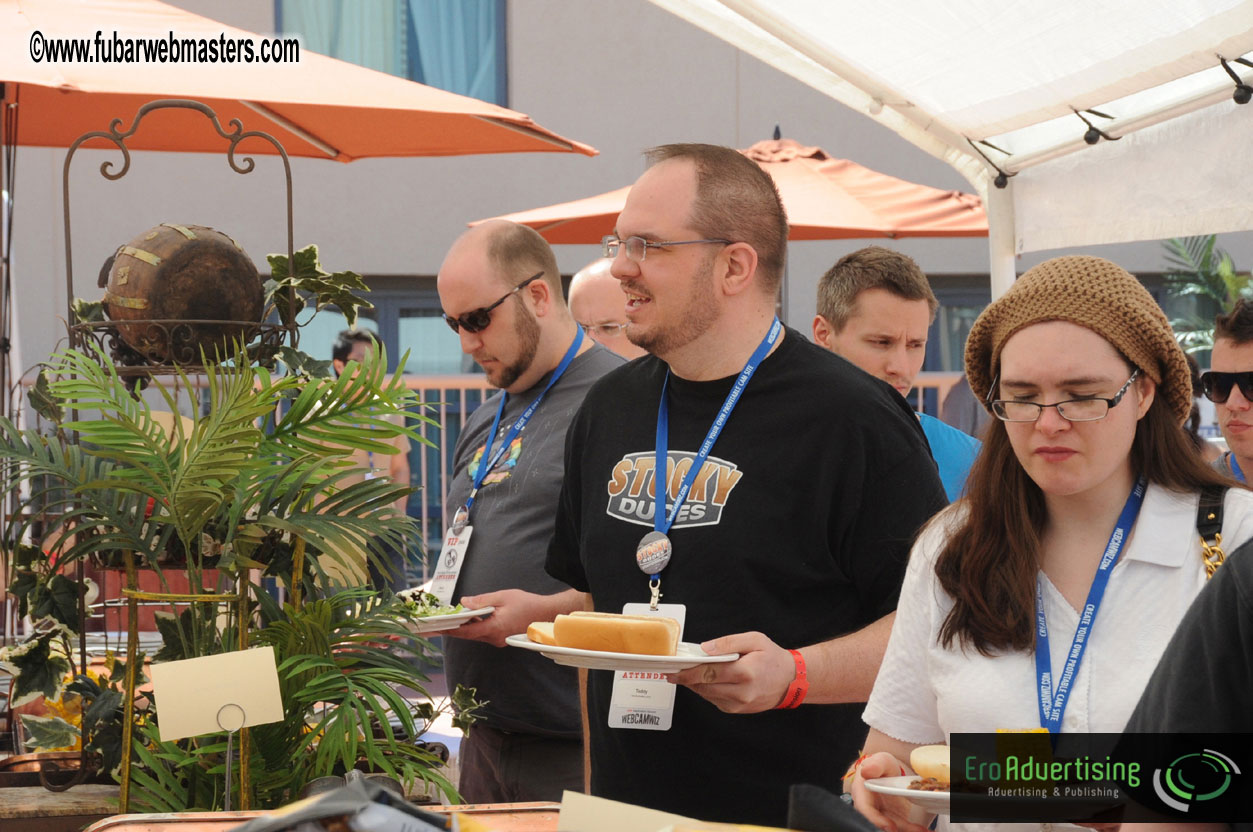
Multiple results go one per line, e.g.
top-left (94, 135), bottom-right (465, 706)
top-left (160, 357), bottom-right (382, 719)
top-left (450, 683), bottom-right (488, 735)
top-left (265, 245), bottom-right (372, 328)
top-left (71, 298), bottom-right (106, 324)
top-left (1, 629), bottom-right (72, 706)
top-left (152, 608), bottom-right (216, 662)
top-left (152, 611), bottom-right (188, 662)
top-left (107, 652), bottom-right (148, 688)
top-left (278, 347), bottom-right (335, 379)
top-left (20, 714), bottom-right (80, 751)
top-left (29, 370), bottom-right (63, 424)
top-left (30, 573), bottom-right (82, 628)
top-left (82, 688), bottom-right (122, 735)
top-left (7, 570), bottom-right (38, 619)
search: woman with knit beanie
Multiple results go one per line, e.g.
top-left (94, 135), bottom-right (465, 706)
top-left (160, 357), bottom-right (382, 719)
top-left (846, 255), bottom-right (1253, 831)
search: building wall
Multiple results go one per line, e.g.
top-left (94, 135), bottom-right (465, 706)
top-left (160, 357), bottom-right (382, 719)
top-left (11, 0), bottom-right (1253, 377)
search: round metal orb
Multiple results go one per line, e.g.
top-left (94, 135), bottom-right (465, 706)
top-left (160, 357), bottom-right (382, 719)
top-left (102, 223), bottom-right (264, 363)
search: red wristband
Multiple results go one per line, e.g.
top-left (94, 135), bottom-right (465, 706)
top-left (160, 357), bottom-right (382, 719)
top-left (776, 649), bottom-right (808, 709)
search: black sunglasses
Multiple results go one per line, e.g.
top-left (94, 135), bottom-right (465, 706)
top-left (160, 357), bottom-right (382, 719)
top-left (1200, 370), bottom-right (1253, 404)
top-left (442, 271), bottom-right (543, 334)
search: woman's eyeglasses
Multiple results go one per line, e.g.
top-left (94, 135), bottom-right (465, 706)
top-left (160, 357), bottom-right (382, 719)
top-left (989, 370), bottom-right (1140, 422)
top-left (442, 272), bottom-right (543, 334)
top-left (1200, 370), bottom-right (1253, 404)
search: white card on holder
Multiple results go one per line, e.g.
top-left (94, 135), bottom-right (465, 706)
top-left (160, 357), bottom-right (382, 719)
top-left (608, 602), bottom-right (687, 732)
top-left (428, 525), bottom-right (473, 604)
top-left (149, 646), bottom-right (284, 741)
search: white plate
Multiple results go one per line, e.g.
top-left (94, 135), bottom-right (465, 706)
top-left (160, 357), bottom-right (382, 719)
top-left (864, 775), bottom-right (950, 816)
top-left (864, 776), bottom-right (1111, 827)
top-left (504, 634), bottom-right (739, 672)
top-left (406, 607), bottom-right (494, 633)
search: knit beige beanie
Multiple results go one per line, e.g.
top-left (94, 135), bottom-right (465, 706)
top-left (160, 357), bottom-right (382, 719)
top-left (965, 255), bottom-right (1190, 424)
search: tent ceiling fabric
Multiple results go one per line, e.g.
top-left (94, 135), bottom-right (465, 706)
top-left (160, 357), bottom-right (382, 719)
top-left (648, 0), bottom-right (1253, 260)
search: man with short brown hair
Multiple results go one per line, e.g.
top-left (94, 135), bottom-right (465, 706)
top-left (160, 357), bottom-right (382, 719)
top-left (812, 246), bottom-right (979, 501)
top-left (545, 144), bottom-right (945, 825)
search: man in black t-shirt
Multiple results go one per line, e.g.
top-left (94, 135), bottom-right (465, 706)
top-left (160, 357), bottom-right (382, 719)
top-left (545, 144), bottom-right (946, 825)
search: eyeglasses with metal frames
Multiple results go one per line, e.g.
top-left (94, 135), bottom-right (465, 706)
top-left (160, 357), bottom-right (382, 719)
top-left (989, 370), bottom-right (1141, 422)
top-left (601, 234), bottom-right (733, 262)
top-left (442, 271), bottom-right (544, 334)
top-left (1200, 370), bottom-right (1253, 404)
top-left (579, 322), bottom-right (629, 337)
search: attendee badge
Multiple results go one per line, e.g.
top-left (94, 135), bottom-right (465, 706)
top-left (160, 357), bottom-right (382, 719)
top-left (428, 525), bottom-right (473, 604)
top-left (608, 603), bottom-right (686, 732)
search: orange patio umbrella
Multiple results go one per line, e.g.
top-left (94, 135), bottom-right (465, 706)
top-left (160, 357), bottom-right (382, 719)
top-left (0, 0), bottom-right (596, 160)
top-left (475, 138), bottom-right (985, 242)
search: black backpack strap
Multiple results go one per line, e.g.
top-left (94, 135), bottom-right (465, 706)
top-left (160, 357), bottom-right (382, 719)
top-left (1197, 484), bottom-right (1229, 578)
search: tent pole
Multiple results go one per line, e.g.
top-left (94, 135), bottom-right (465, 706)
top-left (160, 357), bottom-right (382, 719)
top-left (986, 183), bottom-right (1016, 299)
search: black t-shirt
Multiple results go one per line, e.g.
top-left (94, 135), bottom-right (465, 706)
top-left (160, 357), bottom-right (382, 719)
top-left (1123, 539), bottom-right (1253, 831)
top-left (545, 327), bottom-right (947, 825)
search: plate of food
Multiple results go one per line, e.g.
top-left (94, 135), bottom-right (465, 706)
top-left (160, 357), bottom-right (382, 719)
top-left (864, 745), bottom-right (953, 816)
top-left (864, 745), bottom-right (1117, 827)
top-left (505, 611), bottom-right (739, 672)
top-left (864, 775), bottom-right (950, 816)
top-left (398, 590), bottom-right (493, 633)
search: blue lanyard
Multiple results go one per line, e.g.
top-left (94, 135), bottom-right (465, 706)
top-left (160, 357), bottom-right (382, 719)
top-left (650, 317), bottom-right (781, 578)
top-left (1232, 454), bottom-right (1246, 484)
top-left (1034, 476), bottom-right (1146, 733)
top-left (466, 327), bottom-right (584, 511)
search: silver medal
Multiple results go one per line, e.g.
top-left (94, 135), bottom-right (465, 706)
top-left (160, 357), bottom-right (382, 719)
top-left (636, 531), bottom-right (672, 575)
top-left (451, 504), bottom-right (470, 535)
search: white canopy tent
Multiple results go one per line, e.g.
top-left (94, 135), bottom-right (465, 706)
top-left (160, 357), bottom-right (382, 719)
top-left (648, 0), bottom-right (1253, 296)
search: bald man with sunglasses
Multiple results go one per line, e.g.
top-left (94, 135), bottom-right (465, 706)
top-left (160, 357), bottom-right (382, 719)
top-left (1205, 299), bottom-right (1253, 483)
top-left (435, 220), bottom-right (624, 803)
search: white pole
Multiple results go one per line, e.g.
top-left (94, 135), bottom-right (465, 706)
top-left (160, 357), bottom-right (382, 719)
top-left (985, 182), bottom-right (1017, 299)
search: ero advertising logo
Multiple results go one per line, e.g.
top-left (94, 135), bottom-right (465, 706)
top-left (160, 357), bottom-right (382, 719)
top-left (605, 451), bottom-right (743, 528)
top-left (1153, 749), bottom-right (1241, 812)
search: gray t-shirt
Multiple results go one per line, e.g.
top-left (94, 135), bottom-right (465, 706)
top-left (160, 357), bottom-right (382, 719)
top-left (443, 343), bottom-right (625, 737)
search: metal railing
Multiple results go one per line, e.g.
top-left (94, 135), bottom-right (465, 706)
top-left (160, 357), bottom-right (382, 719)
top-left (402, 370), bottom-right (966, 564)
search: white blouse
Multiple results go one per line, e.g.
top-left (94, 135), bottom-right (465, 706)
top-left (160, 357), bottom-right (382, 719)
top-left (862, 484), bottom-right (1253, 831)
top-left (865, 483), bottom-right (1253, 740)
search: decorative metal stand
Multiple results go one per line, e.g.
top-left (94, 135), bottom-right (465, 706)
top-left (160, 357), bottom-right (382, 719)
top-left (58, 99), bottom-right (300, 810)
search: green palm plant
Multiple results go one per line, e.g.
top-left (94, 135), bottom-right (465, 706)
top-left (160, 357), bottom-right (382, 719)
top-left (0, 333), bottom-right (473, 810)
top-left (1163, 235), bottom-right (1253, 354)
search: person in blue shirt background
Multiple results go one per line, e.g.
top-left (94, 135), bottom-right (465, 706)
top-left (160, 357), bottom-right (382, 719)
top-left (812, 246), bottom-right (980, 501)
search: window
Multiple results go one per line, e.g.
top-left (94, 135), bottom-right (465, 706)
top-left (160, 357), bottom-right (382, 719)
top-left (276, 0), bottom-right (508, 106)
top-left (399, 308), bottom-right (467, 375)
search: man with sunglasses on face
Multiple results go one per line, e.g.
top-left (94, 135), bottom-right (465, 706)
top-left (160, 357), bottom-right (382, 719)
top-left (434, 220), bottom-right (623, 803)
top-left (1204, 299), bottom-right (1253, 482)
top-left (544, 144), bottom-right (946, 825)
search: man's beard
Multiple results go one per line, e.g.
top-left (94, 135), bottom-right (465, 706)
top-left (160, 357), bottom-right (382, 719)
top-left (492, 302), bottom-right (541, 390)
top-left (626, 255), bottom-right (718, 357)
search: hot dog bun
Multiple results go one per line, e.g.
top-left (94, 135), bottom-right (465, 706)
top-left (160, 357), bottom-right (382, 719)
top-left (910, 744), bottom-right (950, 786)
top-left (527, 621), bottom-right (557, 646)
top-left (551, 611), bottom-right (680, 656)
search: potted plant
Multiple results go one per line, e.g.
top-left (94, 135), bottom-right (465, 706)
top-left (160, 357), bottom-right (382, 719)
top-left (0, 246), bottom-right (480, 809)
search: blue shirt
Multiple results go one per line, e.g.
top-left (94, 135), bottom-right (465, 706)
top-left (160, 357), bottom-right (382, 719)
top-left (1214, 451), bottom-right (1246, 483)
top-left (918, 411), bottom-right (980, 501)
